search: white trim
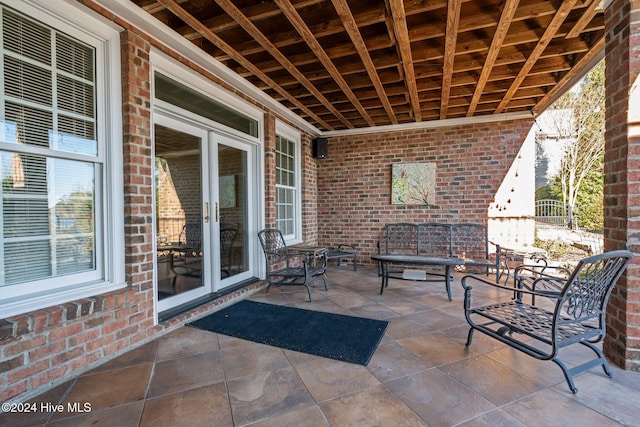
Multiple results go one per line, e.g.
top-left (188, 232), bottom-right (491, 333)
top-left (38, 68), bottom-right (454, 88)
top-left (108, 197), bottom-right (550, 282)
top-left (321, 111), bottom-right (534, 137)
top-left (275, 121), bottom-right (303, 244)
top-left (93, 0), bottom-right (320, 136)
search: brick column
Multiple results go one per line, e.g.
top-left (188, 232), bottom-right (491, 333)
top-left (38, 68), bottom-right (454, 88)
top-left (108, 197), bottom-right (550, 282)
top-left (121, 30), bottom-right (154, 301)
top-left (603, 0), bottom-right (640, 370)
top-left (264, 112), bottom-right (277, 228)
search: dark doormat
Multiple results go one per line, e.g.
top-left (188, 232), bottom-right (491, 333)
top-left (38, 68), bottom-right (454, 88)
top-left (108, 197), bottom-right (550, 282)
top-left (189, 300), bottom-right (388, 365)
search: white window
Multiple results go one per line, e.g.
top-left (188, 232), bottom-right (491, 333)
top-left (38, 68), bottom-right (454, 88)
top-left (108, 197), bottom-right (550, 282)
top-left (0, 1), bottom-right (124, 318)
top-left (275, 121), bottom-right (301, 243)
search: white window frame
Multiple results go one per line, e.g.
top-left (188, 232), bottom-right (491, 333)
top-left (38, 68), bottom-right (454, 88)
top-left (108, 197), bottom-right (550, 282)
top-left (275, 120), bottom-right (302, 244)
top-left (0, 0), bottom-right (125, 318)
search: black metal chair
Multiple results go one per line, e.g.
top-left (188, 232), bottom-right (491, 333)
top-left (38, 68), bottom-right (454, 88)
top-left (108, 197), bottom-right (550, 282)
top-left (462, 250), bottom-right (633, 393)
top-left (257, 228), bottom-right (327, 301)
top-left (220, 223), bottom-right (238, 277)
top-left (170, 223), bottom-right (202, 287)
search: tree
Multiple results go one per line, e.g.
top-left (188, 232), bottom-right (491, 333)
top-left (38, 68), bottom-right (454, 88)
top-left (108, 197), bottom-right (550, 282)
top-left (540, 60), bottom-right (605, 229)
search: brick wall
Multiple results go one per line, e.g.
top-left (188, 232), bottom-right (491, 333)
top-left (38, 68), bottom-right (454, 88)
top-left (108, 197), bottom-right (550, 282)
top-left (316, 119), bottom-right (534, 263)
top-left (603, 0), bottom-right (640, 370)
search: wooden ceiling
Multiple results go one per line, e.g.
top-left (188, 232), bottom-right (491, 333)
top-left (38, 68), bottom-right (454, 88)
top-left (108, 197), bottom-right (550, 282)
top-left (130, 0), bottom-right (605, 132)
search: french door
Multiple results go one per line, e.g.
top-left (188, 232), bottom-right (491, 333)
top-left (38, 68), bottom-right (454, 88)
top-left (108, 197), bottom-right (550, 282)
top-left (154, 113), bottom-right (256, 314)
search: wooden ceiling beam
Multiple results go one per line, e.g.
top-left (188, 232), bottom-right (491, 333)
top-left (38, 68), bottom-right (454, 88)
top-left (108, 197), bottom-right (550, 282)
top-left (440, 0), bottom-right (462, 119)
top-left (386, 0), bottom-right (421, 121)
top-left (495, 0), bottom-right (578, 114)
top-left (331, 0), bottom-right (398, 124)
top-left (467, 0), bottom-right (519, 117)
top-left (212, 5), bottom-right (387, 62)
top-left (214, 0), bottom-right (353, 129)
top-left (566, 0), bottom-right (601, 39)
top-left (229, 10), bottom-right (602, 85)
top-left (177, 0), bottom-right (325, 40)
top-left (534, 36), bottom-right (604, 114)
top-left (273, 0), bottom-right (375, 127)
top-left (154, 0), bottom-right (335, 130)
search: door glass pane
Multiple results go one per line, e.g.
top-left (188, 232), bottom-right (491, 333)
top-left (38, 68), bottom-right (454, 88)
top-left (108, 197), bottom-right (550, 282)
top-left (155, 124), bottom-right (204, 299)
top-left (218, 145), bottom-right (247, 278)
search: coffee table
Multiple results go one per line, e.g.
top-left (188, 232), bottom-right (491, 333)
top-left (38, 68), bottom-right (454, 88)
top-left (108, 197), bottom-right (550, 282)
top-left (370, 254), bottom-right (465, 301)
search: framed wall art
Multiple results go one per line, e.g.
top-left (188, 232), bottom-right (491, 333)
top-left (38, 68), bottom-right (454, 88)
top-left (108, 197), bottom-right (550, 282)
top-left (391, 162), bottom-right (436, 205)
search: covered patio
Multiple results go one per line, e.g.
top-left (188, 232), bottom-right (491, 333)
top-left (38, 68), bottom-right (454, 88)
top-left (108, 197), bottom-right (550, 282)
top-left (1, 0), bottom-right (639, 420)
top-left (4, 264), bottom-right (640, 426)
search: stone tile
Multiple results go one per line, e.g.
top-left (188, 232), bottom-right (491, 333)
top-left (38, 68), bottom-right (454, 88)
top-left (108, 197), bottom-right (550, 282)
top-left (555, 371), bottom-right (640, 425)
top-left (399, 332), bottom-right (479, 366)
top-left (0, 382), bottom-right (72, 427)
top-left (49, 401), bottom-right (144, 426)
top-left (377, 298), bottom-right (430, 315)
top-left (217, 334), bottom-right (254, 350)
top-left (140, 384), bottom-right (232, 427)
top-left (485, 346), bottom-right (568, 388)
top-left (409, 292), bottom-right (453, 309)
top-left (385, 368), bottom-right (496, 427)
top-left (246, 405), bottom-right (329, 427)
top-left (227, 366), bottom-right (314, 426)
top-left (503, 389), bottom-right (621, 427)
top-left (385, 316), bottom-right (432, 340)
top-left (348, 303), bottom-right (401, 320)
top-left (328, 291), bottom-right (374, 310)
top-left (441, 355), bottom-right (546, 406)
top-left (147, 351), bottom-right (224, 398)
top-left (408, 308), bottom-right (467, 332)
top-left (57, 364), bottom-right (152, 415)
top-left (294, 358), bottom-right (380, 402)
top-left (367, 340), bottom-right (434, 383)
top-left (89, 340), bottom-right (159, 374)
top-left (155, 326), bottom-right (219, 361)
top-left (457, 409), bottom-right (528, 427)
top-left (319, 385), bottom-right (426, 426)
top-left (221, 342), bottom-right (291, 380)
top-left (607, 365), bottom-right (640, 392)
top-left (439, 323), bottom-right (508, 354)
top-left (282, 348), bottom-right (322, 365)
top-left (291, 297), bottom-right (347, 314)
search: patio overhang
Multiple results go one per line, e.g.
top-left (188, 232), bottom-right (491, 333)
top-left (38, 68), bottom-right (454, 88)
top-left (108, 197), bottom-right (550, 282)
top-left (111, 0), bottom-right (604, 135)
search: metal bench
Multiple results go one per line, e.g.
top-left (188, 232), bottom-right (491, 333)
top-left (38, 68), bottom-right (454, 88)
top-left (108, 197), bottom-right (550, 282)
top-left (461, 250), bottom-right (633, 393)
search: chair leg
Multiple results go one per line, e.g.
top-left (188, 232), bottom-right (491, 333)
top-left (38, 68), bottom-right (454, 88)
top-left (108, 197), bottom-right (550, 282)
top-left (552, 357), bottom-right (579, 394)
top-left (465, 327), bottom-right (474, 347)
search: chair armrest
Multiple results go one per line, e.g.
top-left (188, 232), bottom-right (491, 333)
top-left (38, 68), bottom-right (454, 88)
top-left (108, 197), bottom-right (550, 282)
top-left (461, 274), bottom-right (563, 300)
top-left (514, 264), bottom-right (570, 278)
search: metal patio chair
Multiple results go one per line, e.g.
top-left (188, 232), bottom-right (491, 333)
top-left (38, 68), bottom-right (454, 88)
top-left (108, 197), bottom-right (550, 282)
top-left (462, 250), bottom-right (633, 393)
top-left (170, 223), bottom-right (203, 287)
top-left (258, 228), bottom-right (327, 301)
top-left (220, 223), bottom-right (238, 277)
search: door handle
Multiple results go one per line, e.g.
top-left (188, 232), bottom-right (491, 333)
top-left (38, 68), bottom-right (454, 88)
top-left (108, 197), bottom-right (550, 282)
top-left (204, 202), bottom-right (209, 223)
top-left (215, 202), bottom-right (219, 222)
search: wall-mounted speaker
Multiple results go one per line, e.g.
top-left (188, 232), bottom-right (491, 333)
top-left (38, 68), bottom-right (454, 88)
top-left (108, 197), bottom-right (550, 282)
top-left (313, 137), bottom-right (328, 159)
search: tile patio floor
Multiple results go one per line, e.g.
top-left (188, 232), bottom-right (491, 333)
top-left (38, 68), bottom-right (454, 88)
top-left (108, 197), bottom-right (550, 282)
top-left (4, 264), bottom-right (640, 426)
